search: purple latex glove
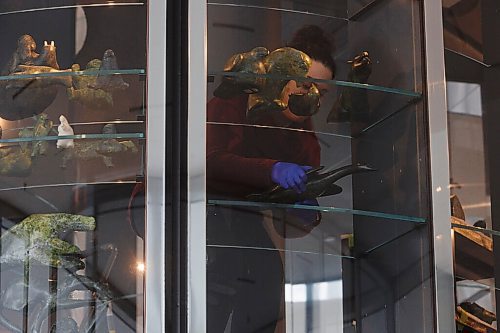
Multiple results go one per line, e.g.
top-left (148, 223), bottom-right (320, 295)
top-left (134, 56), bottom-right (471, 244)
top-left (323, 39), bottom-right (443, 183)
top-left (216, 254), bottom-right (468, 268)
top-left (271, 162), bottom-right (312, 193)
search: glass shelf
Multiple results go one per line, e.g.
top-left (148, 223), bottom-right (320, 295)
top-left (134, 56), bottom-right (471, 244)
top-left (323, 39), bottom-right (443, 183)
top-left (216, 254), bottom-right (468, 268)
top-left (207, 72), bottom-right (422, 137)
top-left (0, 1), bottom-right (145, 15)
top-left (0, 132), bottom-right (144, 145)
top-left (0, 136), bottom-right (143, 190)
top-left (0, 69), bottom-right (145, 81)
top-left (208, 0), bottom-right (385, 21)
top-left (208, 2), bottom-right (348, 21)
top-left (452, 223), bottom-right (500, 237)
top-left (208, 199), bottom-right (426, 223)
top-left (207, 199), bottom-right (426, 258)
top-left (207, 243), bottom-right (356, 260)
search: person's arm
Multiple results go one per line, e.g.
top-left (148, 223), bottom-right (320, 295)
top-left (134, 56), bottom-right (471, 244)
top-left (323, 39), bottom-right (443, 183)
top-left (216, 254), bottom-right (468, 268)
top-left (207, 97), bottom-right (278, 190)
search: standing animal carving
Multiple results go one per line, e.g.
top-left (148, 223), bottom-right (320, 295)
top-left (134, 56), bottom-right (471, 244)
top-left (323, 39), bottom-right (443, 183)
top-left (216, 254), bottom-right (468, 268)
top-left (0, 213), bottom-right (112, 333)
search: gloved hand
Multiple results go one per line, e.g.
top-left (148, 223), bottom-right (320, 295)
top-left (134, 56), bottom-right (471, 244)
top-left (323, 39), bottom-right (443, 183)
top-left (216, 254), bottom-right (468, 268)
top-left (271, 162), bottom-right (312, 193)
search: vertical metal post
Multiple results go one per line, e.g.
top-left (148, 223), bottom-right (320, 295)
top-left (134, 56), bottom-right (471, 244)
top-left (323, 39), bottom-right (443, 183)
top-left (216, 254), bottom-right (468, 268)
top-left (146, 0), bottom-right (167, 332)
top-left (422, 0), bottom-right (456, 331)
top-left (187, 0), bottom-right (207, 332)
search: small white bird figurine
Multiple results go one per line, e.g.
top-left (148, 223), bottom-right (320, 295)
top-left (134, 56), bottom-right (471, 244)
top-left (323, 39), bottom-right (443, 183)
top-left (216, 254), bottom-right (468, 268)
top-left (57, 115), bottom-right (74, 148)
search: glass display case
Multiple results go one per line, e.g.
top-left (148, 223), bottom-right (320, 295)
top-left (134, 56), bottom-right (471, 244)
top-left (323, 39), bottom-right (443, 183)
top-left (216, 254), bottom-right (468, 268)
top-left (444, 1), bottom-right (500, 331)
top-left (204, 0), bottom-right (439, 332)
top-left (0, 2), bottom-right (152, 332)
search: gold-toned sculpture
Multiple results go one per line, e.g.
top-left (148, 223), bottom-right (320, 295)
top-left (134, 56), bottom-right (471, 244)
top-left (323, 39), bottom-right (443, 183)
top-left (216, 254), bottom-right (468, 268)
top-left (0, 36), bottom-right (71, 120)
top-left (215, 47), bottom-right (322, 122)
top-left (214, 47), bottom-right (269, 99)
top-left (247, 47), bottom-right (314, 121)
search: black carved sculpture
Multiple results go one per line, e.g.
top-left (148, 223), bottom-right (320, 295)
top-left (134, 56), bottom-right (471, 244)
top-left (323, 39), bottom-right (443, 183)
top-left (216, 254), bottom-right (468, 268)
top-left (247, 164), bottom-right (375, 204)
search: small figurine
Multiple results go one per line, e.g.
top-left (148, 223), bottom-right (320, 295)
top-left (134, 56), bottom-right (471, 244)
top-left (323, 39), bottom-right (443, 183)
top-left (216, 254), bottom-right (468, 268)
top-left (213, 47), bottom-right (269, 99)
top-left (247, 164), bottom-right (375, 204)
top-left (327, 51), bottom-right (372, 123)
top-left (18, 113), bottom-right (55, 157)
top-left (246, 47), bottom-right (316, 122)
top-left (34, 41), bottom-right (60, 69)
top-left (57, 115), bottom-right (74, 149)
top-left (61, 124), bottom-right (138, 168)
top-left (90, 49), bottom-right (129, 91)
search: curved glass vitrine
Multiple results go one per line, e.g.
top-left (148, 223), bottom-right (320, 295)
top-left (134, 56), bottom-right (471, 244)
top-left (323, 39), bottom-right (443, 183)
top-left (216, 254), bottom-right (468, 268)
top-left (205, 0), bottom-right (435, 332)
top-left (0, 2), bottom-right (149, 332)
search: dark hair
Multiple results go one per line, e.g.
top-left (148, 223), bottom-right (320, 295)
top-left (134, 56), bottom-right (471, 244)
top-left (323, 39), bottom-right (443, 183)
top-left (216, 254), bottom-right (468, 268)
top-left (287, 25), bottom-right (336, 78)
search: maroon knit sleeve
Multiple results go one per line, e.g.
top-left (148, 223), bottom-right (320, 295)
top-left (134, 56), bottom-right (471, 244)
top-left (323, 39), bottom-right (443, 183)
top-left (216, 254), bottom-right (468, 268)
top-left (207, 97), bottom-right (277, 193)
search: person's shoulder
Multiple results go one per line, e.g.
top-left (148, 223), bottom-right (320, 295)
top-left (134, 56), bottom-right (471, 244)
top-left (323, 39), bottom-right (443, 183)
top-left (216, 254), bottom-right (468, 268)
top-left (207, 95), bottom-right (248, 121)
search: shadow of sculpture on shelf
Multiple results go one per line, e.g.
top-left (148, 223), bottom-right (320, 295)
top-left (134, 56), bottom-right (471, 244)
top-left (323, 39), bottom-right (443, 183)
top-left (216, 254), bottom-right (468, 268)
top-left (0, 213), bottom-right (114, 333)
top-left (0, 35), bottom-right (72, 120)
top-left (214, 46), bottom-right (322, 122)
top-left (59, 123), bottom-right (138, 168)
top-left (247, 164), bottom-right (375, 204)
top-left (67, 49), bottom-right (129, 110)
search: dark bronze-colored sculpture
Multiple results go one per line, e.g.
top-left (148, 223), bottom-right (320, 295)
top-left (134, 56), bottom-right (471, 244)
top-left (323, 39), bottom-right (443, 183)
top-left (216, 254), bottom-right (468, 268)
top-left (1, 35), bottom-right (38, 75)
top-left (90, 49), bottom-right (129, 91)
top-left (288, 83), bottom-right (321, 117)
top-left (327, 51), bottom-right (372, 123)
top-left (0, 36), bottom-right (70, 120)
top-left (214, 47), bottom-right (269, 99)
top-left (61, 124), bottom-right (138, 168)
top-left (67, 60), bottom-right (114, 109)
top-left (247, 164), bottom-right (375, 204)
top-left (247, 47), bottom-right (313, 121)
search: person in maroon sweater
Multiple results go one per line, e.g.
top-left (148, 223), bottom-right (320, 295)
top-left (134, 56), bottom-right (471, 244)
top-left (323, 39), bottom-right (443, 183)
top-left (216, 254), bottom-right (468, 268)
top-left (207, 25), bottom-right (335, 333)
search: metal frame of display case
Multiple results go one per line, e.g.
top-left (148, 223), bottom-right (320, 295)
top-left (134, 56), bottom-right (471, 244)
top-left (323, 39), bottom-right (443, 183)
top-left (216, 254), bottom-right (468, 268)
top-left (146, 0), bottom-right (168, 332)
top-left (187, 0), bottom-right (207, 332)
top-left (177, 0), bottom-right (457, 332)
top-left (422, 0), bottom-right (456, 331)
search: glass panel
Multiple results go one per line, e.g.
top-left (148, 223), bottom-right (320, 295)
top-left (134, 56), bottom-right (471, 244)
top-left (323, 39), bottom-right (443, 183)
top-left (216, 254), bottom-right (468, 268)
top-left (206, 0), bottom-right (432, 332)
top-left (0, 2), bottom-right (147, 332)
top-left (0, 1), bottom-right (145, 15)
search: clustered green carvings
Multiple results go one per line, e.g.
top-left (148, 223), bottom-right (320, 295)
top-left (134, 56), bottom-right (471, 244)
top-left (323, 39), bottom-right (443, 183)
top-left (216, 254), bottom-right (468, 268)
top-left (0, 213), bottom-right (95, 268)
top-left (67, 60), bottom-right (114, 109)
top-left (0, 214), bottom-right (114, 333)
top-left (0, 35), bottom-right (130, 120)
top-left (61, 123), bottom-right (138, 168)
